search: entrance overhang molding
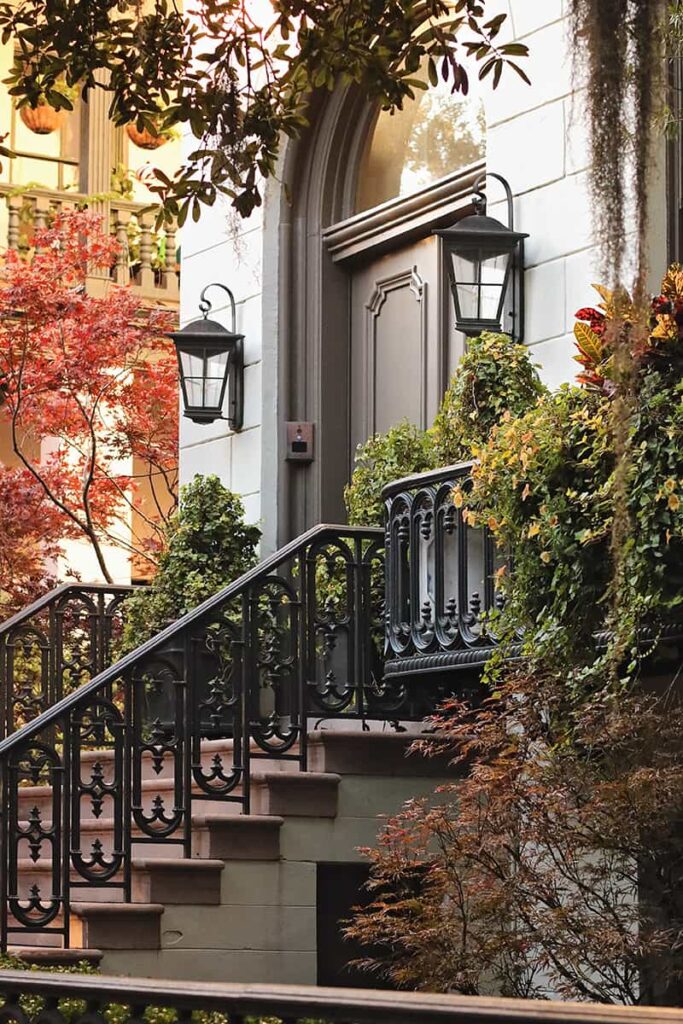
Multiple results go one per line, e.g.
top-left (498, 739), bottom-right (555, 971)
top-left (323, 159), bottom-right (485, 264)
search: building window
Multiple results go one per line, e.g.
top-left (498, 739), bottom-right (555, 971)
top-left (356, 60), bottom-right (486, 213)
top-left (10, 99), bottom-right (81, 192)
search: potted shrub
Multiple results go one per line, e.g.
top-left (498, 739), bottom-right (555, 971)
top-left (119, 475), bottom-right (261, 738)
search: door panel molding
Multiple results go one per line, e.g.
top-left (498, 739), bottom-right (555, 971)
top-left (365, 267), bottom-right (428, 436)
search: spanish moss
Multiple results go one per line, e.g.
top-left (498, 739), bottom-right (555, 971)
top-left (568, 0), bottom-right (662, 289)
top-left (568, 0), bottom-right (663, 675)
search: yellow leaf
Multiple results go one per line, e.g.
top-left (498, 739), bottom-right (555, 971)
top-left (573, 321), bottom-right (604, 364)
top-left (592, 282), bottom-right (613, 307)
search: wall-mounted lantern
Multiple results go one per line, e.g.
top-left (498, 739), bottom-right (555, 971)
top-left (434, 172), bottom-right (528, 341)
top-left (167, 283), bottom-right (244, 428)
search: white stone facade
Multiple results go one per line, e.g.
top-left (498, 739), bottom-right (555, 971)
top-left (179, 0), bottom-right (667, 551)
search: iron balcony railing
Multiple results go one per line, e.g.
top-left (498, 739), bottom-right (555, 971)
top-left (383, 462), bottom-right (506, 686)
top-left (0, 583), bottom-right (134, 739)
top-left (0, 970), bottom-right (679, 1023)
top-left (0, 524), bottom-right (389, 950)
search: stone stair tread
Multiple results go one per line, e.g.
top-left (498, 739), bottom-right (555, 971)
top-left (250, 770), bottom-right (340, 817)
top-left (71, 903), bottom-right (164, 950)
top-left (131, 857), bottom-right (224, 871)
top-left (8, 946), bottom-right (103, 966)
top-left (16, 857), bottom-right (223, 871)
top-left (307, 727), bottom-right (460, 776)
top-left (72, 902), bottom-right (164, 917)
top-left (251, 770), bottom-right (340, 783)
top-left (193, 813), bottom-right (284, 827)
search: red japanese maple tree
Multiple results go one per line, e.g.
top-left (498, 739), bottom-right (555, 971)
top-left (0, 211), bottom-right (178, 600)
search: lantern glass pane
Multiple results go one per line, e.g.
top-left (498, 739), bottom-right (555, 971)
top-left (179, 349), bottom-right (204, 381)
top-left (450, 252), bottom-right (480, 319)
top-left (204, 376), bottom-right (225, 408)
top-left (206, 349), bottom-right (230, 376)
top-left (479, 251), bottom-right (510, 321)
top-left (184, 376), bottom-right (205, 408)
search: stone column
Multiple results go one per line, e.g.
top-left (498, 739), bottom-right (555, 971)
top-left (82, 70), bottom-right (113, 297)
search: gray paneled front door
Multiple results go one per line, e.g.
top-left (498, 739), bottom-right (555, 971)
top-left (349, 234), bottom-right (462, 455)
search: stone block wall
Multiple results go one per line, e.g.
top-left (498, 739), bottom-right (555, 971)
top-left (178, 0), bottom-right (668, 543)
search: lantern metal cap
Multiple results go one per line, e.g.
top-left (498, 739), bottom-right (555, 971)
top-left (434, 213), bottom-right (528, 247)
top-left (167, 317), bottom-right (244, 346)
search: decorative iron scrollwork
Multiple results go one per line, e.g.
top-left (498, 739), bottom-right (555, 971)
top-left (383, 463), bottom-right (505, 685)
top-left (0, 526), bottom-right (385, 950)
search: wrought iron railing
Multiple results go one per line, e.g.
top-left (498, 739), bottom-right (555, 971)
top-left (0, 524), bottom-right (386, 950)
top-left (383, 462), bottom-right (505, 685)
top-left (0, 583), bottom-right (134, 739)
top-left (0, 970), bottom-right (677, 1023)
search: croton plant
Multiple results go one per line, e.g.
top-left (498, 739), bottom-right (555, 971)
top-left (573, 263), bottom-right (683, 393)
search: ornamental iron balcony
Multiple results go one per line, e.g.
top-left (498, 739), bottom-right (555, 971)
top-left (383, 462), bottom-right (506, 690)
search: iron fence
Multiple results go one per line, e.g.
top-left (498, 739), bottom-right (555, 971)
top-left (383, 462), bottom-right (505, 688)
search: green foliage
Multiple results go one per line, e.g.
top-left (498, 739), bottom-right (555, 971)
top-left (0, 0), bottom-right (528, 222)
top-left (349, 281), bottom-right (683, 1004)
top-left (343, 335), bottom-right (544, 529)
top-left (120, 475), bottom-right (260, 654)
top-left (432, 331), bottom-right (546, 465)
top-left (469, 386), bottom-right (613, 668)
top-left (344, 422), bottom-right (436, 527)
top-left (470, 353), bottom-right (683, 684)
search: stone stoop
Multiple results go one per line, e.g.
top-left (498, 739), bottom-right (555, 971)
top-left (10, 728), bottom-right (459, 981)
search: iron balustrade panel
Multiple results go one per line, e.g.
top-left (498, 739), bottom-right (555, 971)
top-left (0, 584), bottom-right (134, 739)
top-left (0, 525), bottom-right (385, 950)
top-left (0, 970), bottom-right (675, 1024)
top-left (383, 463), bottom-right (505, 682)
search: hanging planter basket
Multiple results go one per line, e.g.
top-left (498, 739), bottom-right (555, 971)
top-left (20, 104), bottom-right (65, 135)
top-left (126, 122), bottom-right (169, 151)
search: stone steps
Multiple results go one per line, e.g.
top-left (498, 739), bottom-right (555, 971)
top-left (7, 727), bottom-right (458, 977)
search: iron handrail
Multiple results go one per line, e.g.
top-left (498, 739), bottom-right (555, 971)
top-left (0, 971), bottom-right (679, 1023)
top-left (381, 459), bottom-right (475, 501)
top-left (0, 523), bottom-right (382, 758)
top-left (0, 582), bottom-right (135, 639)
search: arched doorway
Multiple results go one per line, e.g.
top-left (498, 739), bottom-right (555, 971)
top-left (278, 68), bottom-right (486, 541)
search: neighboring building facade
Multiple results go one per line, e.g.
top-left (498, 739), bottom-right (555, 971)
top-left (178, 0), bottom-right (669, 555)
top-left (0, 36), bottom-right (181, 585)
